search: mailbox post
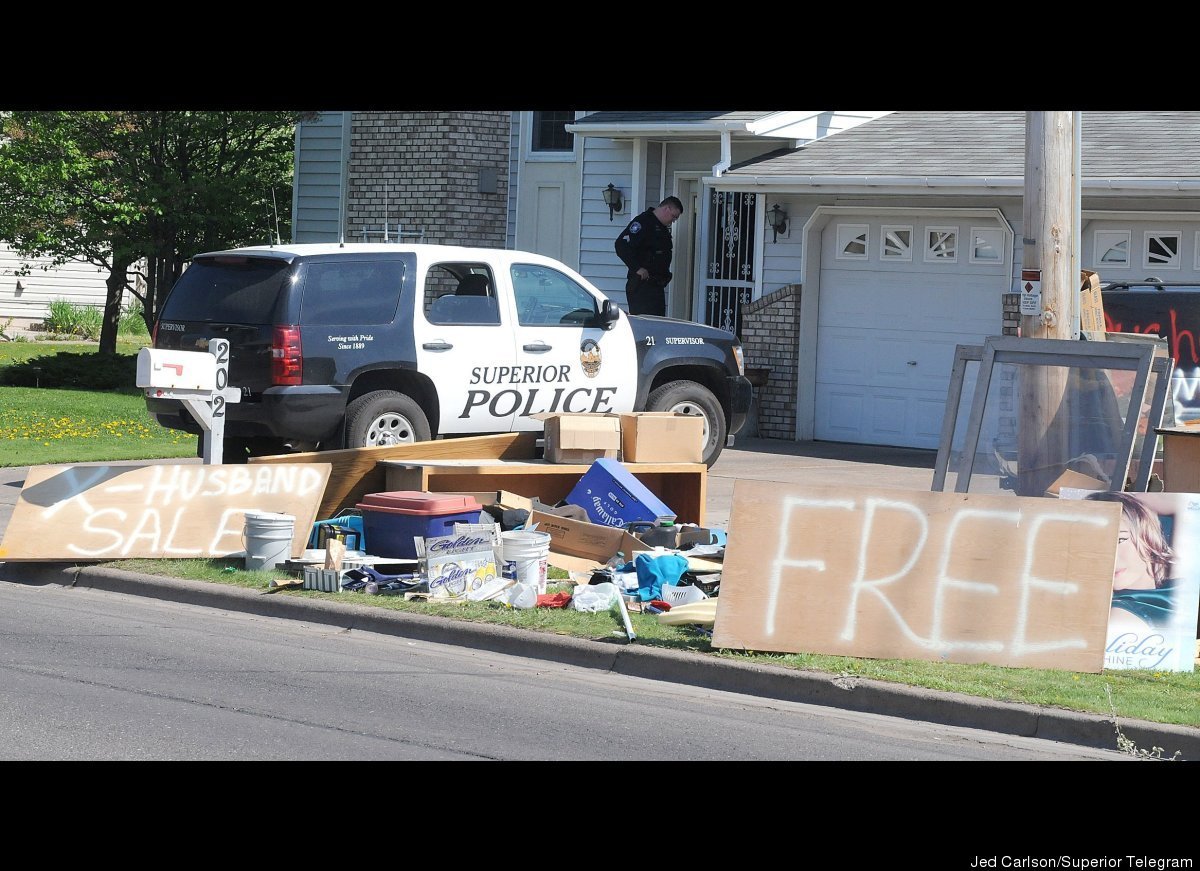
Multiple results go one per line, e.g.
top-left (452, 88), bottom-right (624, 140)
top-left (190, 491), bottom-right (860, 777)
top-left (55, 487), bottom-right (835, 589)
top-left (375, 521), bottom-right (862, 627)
top-left (136, 339), bottom-right (241, 464)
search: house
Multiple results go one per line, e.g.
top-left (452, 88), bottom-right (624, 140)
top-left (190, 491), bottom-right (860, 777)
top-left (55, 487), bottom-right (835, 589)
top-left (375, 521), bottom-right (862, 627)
top-left (717, 111), bottom-right (1200, 448)
top-left (293, 110), bottom-right (1200, 452)
top-left (289, 108), bottom-right (887, 364)
top-left (0, 246), bottom-right (118, 332)
top-left (292, 110), bottom-right (888, 331)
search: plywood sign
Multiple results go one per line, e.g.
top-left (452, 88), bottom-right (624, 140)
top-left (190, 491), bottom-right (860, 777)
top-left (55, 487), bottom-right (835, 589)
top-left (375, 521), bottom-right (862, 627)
top-left (0, 463), bottom-right (331, 561)
top-left (711, 481), bottom-right (1121, 672)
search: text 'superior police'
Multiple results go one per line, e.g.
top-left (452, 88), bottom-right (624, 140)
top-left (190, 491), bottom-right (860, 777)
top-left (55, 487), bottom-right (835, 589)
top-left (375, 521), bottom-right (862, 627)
top-left (461, 365), bottom-right (617, 418)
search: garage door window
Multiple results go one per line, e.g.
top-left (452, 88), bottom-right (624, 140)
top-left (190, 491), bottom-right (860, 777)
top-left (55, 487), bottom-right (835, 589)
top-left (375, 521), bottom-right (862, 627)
top-left (880, 225), bottom-right (912, 260)
top-left (1145, 231), bottom-right (1181, 270)
top-left (969, 227), bottom-right (1004, 264)
top-left (925, 226), bottom-right (958, 262)
top-left (1095, 231), bottom-right (1130, 268)
top-left (836, 224), bottom-right (869, 260)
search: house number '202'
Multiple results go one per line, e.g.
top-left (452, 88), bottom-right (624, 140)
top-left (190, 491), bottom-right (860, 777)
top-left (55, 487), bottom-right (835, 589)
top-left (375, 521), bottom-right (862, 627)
top-left (212, 339), bottom-right (230, 418)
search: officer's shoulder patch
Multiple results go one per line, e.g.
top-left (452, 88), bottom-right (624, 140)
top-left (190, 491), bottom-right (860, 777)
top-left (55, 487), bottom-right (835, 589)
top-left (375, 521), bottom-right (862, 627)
top-left (628, 221), bottom-right (641, 234)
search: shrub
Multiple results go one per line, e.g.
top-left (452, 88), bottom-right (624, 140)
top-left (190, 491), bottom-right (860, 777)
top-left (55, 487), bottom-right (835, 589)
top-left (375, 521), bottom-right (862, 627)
top-left (0, 350), bottom-right (138, 390)
top-left (43, 299), bottom-right (104, 339)
top-left (119, 300), bottom-right (149, 336)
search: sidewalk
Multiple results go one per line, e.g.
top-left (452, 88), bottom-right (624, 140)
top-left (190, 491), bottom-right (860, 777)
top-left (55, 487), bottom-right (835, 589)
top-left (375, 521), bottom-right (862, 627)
top-left (3, 439), bottom-right (1198, 759)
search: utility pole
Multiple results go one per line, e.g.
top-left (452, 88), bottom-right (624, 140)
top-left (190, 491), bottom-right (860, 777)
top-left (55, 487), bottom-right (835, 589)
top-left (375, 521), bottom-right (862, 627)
top-left (1017, 111), bottom-right (1079, 495)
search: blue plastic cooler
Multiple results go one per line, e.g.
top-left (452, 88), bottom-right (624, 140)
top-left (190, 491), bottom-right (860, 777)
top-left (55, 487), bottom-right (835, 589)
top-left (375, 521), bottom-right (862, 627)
top-left (356, 491), bottom-right (483, 559)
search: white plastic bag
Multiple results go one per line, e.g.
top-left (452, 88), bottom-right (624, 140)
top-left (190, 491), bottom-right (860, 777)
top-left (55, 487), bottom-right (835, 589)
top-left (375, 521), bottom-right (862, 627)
top-left (572, 581), bottom-right (618, 612)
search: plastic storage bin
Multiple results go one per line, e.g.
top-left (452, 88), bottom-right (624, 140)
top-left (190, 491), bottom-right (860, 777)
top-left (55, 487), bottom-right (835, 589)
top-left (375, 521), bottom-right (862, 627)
top-left (356, 491), bottom-right (483, 559)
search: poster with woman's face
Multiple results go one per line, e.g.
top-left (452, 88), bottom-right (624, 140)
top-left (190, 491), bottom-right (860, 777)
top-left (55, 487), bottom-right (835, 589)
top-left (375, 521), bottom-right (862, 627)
top-left (1064, 491), bottom-right (1200, 671)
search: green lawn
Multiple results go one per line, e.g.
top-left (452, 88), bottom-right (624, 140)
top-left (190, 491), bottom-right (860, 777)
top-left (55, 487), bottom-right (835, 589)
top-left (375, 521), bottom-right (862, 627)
top-left (0, 339), bottom-right (196, 467)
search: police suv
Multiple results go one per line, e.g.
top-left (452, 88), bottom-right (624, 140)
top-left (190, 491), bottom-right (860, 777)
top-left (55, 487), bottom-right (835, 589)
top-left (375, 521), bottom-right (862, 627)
top-left (146, 243), bottom-right (753, 466)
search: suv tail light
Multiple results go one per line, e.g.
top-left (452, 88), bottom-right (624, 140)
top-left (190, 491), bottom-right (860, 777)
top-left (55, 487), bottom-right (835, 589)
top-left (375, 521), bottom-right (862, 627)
top-left (151, 319), bottom-right (159, 345)
top-left (271, 325), bottom-right (303, 385)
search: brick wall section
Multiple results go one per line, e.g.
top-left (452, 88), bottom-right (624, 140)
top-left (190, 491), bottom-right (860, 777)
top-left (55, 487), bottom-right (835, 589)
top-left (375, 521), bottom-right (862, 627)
top-left (740, 284), bottom-right (802, 440)
top-left (1001, 292), bottom-right (1020, 336)
top-left (346, 112), bottom-right (510, 248)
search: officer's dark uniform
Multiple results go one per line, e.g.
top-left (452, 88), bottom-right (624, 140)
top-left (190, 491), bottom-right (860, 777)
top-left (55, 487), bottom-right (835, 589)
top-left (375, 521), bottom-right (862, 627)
top-left (615, 208), bottom-right (673, 316)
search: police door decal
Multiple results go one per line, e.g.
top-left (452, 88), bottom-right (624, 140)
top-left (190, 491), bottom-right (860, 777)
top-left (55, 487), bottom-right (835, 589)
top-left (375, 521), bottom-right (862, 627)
top-left (507, 263), bottom-right (637, 429)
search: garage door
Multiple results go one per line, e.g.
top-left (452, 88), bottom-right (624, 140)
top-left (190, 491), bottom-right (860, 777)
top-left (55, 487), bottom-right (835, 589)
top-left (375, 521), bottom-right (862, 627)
top-left (815, 216), bottom-right (1009, 449)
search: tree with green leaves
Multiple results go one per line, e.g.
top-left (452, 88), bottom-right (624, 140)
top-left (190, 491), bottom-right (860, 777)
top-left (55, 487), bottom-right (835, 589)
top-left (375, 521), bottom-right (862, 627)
top-left (0, 111), bottom-right (305, 354)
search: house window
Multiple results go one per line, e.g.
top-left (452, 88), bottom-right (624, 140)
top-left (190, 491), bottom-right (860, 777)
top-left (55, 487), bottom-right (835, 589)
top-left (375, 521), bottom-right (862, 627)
top-left (880, 225), bottom-right (912, 260)
top-left (531, 111), bottom-right (574, 152)
top-left (1145, 231), bottom-right (1180, 270)
top-left (970, 227), bottom-right (1004, 264)
top-left (836, 224), bottom-right (869, 260)
top-left (1095, 230), bottom-right (1130, 268)
top-left (925, 226), bottom-right (958, 262)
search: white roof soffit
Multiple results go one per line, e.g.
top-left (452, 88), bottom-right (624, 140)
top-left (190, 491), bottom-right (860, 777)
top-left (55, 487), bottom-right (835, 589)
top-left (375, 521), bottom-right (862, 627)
top-left (564, 119), bottom-right (773, 140)
top-left (704, 175), bottom-right (1200, 194)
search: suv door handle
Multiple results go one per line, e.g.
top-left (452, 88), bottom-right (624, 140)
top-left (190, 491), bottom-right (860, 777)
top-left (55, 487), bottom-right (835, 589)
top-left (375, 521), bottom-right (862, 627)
top-left (423, 341), bottom-right (453, 351)
top-left (523, 342), bottom-right (552, 352)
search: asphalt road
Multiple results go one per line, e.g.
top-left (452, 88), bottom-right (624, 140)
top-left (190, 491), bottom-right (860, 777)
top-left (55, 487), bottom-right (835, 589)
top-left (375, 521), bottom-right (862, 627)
top-left (0, 581), bottom-right (1128, 762)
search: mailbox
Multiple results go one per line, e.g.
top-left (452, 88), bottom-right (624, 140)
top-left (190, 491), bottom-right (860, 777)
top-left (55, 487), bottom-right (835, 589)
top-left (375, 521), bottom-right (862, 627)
top-left (136, 347), bottom-right (217, 391)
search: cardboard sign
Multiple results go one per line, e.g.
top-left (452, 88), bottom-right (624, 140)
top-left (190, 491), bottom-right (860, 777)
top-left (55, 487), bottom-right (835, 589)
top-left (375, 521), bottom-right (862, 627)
top-left (711, 481), bottom-right (1120, 672)
top-left (0, 463), bottom-right (331, 561)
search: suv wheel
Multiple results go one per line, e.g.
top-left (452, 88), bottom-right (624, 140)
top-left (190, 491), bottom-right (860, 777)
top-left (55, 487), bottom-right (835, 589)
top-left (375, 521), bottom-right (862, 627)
top-left (345, 390), bottom-right (432, 447)
top-left (645, 380), bottom-right (726, 467)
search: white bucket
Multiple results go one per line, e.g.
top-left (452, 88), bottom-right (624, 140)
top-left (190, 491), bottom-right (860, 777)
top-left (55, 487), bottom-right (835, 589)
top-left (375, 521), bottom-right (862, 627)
top-left (499, 530), bottom-right (551, 594)
top-left (243, 511), bottom-right (296, 572)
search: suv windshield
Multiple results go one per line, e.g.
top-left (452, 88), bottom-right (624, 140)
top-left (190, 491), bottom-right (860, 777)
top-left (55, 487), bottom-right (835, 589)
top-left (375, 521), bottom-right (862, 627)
top-left (160, 257), bottom-right (292, 323)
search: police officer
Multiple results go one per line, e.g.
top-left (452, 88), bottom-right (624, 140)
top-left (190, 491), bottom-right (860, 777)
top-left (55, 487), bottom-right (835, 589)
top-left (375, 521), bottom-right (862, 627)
top-left (615, 195), bottom-right (683, 317)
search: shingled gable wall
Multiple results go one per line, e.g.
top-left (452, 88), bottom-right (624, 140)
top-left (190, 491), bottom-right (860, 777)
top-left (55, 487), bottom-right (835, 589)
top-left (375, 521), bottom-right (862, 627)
top-left (345, 112), bottom-right (510, 248)
top-left (739, 284), bottom-right (802, 440)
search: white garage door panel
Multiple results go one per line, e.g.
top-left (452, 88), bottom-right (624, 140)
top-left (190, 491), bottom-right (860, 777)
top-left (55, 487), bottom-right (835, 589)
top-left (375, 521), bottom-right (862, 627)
top-left (814, 213), bottom-right (1008, 448)
top-left (869, 395), bottom-right (908, 438)
top-left (826, 390), bottom-right (865, 433)
top-left (817, 331), bottom-right (965, 391)
top-left (818, 329), bottom-right (873, 382)
top-left (817, 385), bottom-right (950, 448)
top-left (913, 396), bottom-right (951, 441)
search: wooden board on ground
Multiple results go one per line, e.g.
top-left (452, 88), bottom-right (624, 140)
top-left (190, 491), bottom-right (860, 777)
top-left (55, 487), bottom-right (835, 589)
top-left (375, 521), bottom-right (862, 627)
top-left (0, 463), bottom-right (331, 561)
top-left (711, 480), bottom-right (1120, 673)
top-left (382, 457), bottom-right (707, 525)
top-left (249, 432), bottom-right (539, 521)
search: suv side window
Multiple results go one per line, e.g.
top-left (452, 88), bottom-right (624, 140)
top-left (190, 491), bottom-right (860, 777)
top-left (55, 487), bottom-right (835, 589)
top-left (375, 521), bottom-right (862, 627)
top-left (300, 260), bottom-right (405, 325)
top-left (510, 264), bottom-right (598, 327)
top-left (423, 263), bottom-right (502, 325)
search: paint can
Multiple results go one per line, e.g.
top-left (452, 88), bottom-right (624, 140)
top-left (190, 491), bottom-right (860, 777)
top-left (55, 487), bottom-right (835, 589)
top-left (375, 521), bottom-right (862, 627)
top-left (243, 511), bottom-right (295, 571)
top-left (498, 530), bottom-right (551, 594)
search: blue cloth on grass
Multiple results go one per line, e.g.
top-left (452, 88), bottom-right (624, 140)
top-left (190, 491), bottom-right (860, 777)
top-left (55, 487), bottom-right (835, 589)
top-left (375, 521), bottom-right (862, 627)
top-left (633, 553), bottom-right (689, 602)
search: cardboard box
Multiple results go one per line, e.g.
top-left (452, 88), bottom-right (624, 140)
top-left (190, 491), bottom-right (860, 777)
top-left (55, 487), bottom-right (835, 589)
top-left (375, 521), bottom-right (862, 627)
top-left (530, 510), bottom-right (645, 573)
top-left (564, 458), bottom-right (676, 527)
top-left (619, 412), bottom-right (705, 463)
top-left (1080, 269), bottom-right (1106, 342)
top-left (531, 413), bottom-right (621, 464)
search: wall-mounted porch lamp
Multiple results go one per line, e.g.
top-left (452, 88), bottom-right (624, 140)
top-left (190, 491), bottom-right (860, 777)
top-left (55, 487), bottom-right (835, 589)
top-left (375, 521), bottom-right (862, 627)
top-left (602, 183), bottom-right (623, 221)
top-left (767, 203), bottom-right (789, 242)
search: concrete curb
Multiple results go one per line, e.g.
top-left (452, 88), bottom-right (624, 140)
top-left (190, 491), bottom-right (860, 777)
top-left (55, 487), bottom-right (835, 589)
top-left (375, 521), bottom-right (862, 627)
top-left (6, 560), bottom-right (1199, 759)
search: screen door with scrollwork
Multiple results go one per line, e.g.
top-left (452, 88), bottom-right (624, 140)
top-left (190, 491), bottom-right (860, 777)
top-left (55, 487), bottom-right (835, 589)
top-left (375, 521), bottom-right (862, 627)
top-left (701, 190), bottom-right (756, 337)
